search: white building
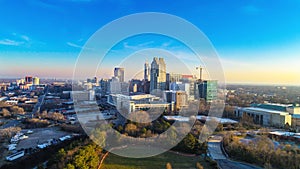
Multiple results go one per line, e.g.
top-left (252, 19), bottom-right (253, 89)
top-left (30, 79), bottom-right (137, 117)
top-left (235, 107), bottom-right (292, 127)
top-left (109, 77), bottom-right (129, 95)
top-left (107, 94), bottom-right (170, 114)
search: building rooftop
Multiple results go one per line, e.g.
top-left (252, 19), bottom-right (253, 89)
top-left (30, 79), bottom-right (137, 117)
top-left (292, 114), bottom-right (300, 119)
top-left (163, 115), bottom-right (238, 124)
top-left (241, 107), bottom-right (290, 115)
top-left (251, 103), bottom-right (294, 112)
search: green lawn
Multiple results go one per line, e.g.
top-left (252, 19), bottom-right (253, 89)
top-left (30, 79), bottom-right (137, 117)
top-left (101, 151), bottom-right (216, 169)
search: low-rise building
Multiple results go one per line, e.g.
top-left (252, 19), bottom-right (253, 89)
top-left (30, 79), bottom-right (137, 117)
top-left (292, 114), bottom-right (300, 131)
top-left (107, 94), bottom-right (170, 114)
top-left (235, 106), bottom-right (292, 127)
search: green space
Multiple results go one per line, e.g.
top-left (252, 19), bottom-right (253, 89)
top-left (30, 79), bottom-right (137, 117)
top-left (101, 151), bottom-right (215, 169)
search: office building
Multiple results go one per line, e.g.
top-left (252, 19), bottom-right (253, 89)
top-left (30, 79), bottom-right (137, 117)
top-left (25, 76), bottom-right (33, 85)
top-left (144, 61), bottom-right (150, 81)
top-left (164, 90), bottom-right (187, 112)
top-left (247, 103), bottom-right (300, 130)
top-left (33, 77), bottom-right (40, 85)
top-left (109, 77), bottom-right (129, 95)
top-left (235, 107), bottom-right (292, 127)
top-left (129, 79), bottom-right (143, 93)
top-left (99, 78), bottom-right (109, 96)
top-left (71, 91), bottom-right (94, 102)
top-left (114, 67), bottom-right (125, 82)
top-left (150, 57), bottom-right (166, 92)
top-left (107, 94), bottom-right (170, 114)
top-left (197, 80), bottom-right (217, 102)
top-left (169, 73), bottom-right (182, 82)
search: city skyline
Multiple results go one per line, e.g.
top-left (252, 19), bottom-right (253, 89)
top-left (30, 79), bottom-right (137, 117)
top-left (1, 1), bottom-right (300, 85)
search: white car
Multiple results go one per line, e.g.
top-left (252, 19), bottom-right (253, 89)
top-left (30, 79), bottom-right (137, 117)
top-left (27, 130), bottom-right (33, 134)
top-left (8, 144), bottom-right (17, 151)
top-left (37, 143), bottom-right (49, 149)
top-left (19, 135), bottom-right (29, 140)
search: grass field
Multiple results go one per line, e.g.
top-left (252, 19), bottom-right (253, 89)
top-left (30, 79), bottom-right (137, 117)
top-left (101, 151), bottom-right (216, 169)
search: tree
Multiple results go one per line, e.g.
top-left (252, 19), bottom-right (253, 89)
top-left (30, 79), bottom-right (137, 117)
top-left (174, 133), bottom-right (198, 153)
top-left (125, 123), bottom-right (137, 136)
top-left (73, 145), bottom-right (100, 169)
top-left (196, 162), bottom-right (204, 169)
top-left (11, 106), bottom-right (25, 115)
top-left (166, 162), bottom-right (172, 169)
top-left (0, 127), bottom-right (21, 139)
top-left (50, 112), bottom-right (65, 121)
top-left (65, 163), bottom-right (75, 169)
top-left (284, 122), bottom-right (290, 131)
top-left (128, 111), bottom-right (150, 125)
top-left (165, 126), bottom-right (178, 145)
top-left (0, 108), bottom-right (11, 117)
top-left (90, 128), bottom-right (106, 148)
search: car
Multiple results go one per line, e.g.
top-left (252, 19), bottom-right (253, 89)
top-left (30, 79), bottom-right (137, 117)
top-left (27, 130), bottom-right (33, 134)
top-left (37, 143), bottom-right (48, 149)
top-left (19, 135), bottom-right (29, 140)
top-left (8, 144), bottom-right (17, 151)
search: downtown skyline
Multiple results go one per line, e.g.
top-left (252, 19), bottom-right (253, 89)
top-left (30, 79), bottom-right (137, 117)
top-left (0, 0), bottom-right (300, 85)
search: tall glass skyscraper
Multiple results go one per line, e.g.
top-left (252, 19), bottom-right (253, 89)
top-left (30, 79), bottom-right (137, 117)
top-left (150, 57), bottom-right (166, 92)
top-left (197, 80), bottom-right (217, 102)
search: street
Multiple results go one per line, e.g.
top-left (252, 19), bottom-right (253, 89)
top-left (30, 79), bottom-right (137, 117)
top-left (208, 135), bottom-right (261, 169)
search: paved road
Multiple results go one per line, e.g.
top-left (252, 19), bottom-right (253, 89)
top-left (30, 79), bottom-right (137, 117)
top-left (0, 119), bottom-right (20, 129)
top-left (216, 159), bottom-right (261, 169)
top-left (208, 135), bottom-right (261, 169)
top-left (207, 136), bottom-right (226, 160)
top-left (31, 85), bottom-right (48, 116)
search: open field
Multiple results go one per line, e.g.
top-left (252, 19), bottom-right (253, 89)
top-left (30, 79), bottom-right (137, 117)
top-left (101, 151), bottom-right (216, 169)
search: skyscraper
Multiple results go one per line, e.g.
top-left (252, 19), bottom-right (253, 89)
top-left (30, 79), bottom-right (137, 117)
top-left (25, 76), bottom-right (33, 84)
top-left (99, 78), bottom-right (109, 96)
top-left (150, 57), bottom-right (166, 92)
top-left (33, 77), bottom-right (40, 85)
top-left (114, 67), bottom-right (125, 82)
top-left (197, 80), bottom-right (217, 102)
top-left (144, 61), bottom-right (150, 81)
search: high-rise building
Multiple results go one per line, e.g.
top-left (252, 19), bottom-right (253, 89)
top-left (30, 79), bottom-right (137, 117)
top-left (175, 91), bottom-right (187, 111)
top-left (129, 79), bottom-right (143, 93)
top-left (150, 57), bottom-right (166, 92)
top-left (144, 61), bottom-right (150, 81)
top-left (197, 80), bottom-right (218, 102)
top-left (33, 77), bottom-right (40, 85)
top-left (169, 73), bottom-right (182, 82)
top-left (166, 73), bottom-right (170, 90)
top-left (114, 67), bottom-right (125, 82)
top-left (25, 76), bottom-right (33, 84)
top-left (164, 90), bottom-right (187, 112)
top-left (99, 78), bottom-right (109, 96)
top-left (93, 77), bottom-right (98, 84)
top-left (109, 77), bottom-right (129, 95)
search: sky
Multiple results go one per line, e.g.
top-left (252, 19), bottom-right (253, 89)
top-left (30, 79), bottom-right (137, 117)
top-left (0, 0), bottom-right (300, 85)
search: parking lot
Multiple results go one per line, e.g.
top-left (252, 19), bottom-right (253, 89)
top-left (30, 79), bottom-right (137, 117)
top-left (17, 127), bottom-right (70, 149)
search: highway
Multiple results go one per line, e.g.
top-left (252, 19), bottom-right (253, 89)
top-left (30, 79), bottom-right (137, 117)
top-left (208, 135), bottom-right (261, 169)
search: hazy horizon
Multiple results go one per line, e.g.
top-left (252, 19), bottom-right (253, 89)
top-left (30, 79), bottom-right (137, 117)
top-left (1, 1), bottom-right (300, 85)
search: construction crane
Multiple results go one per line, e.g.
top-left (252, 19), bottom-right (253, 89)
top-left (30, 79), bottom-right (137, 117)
top-left (196, 66), bottom-right (203, 82)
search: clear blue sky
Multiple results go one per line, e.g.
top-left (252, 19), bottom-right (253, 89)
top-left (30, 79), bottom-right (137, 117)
top-left (0, 0), bottom-right (300, 85)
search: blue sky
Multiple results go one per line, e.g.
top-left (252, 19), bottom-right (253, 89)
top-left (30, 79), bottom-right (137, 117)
top-left (0, 0), bottom-right (300, 85)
